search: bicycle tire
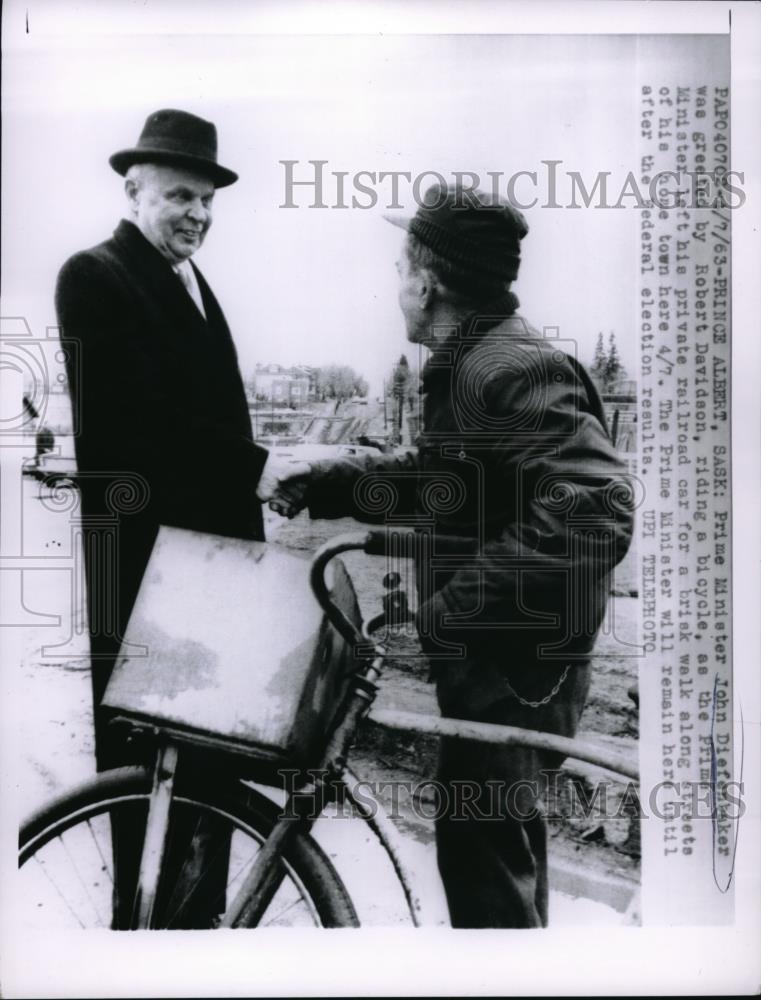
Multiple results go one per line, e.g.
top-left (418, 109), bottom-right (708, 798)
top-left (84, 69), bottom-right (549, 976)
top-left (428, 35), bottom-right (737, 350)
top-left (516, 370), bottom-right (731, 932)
top-left (19, 766), bottom-right (359, 929)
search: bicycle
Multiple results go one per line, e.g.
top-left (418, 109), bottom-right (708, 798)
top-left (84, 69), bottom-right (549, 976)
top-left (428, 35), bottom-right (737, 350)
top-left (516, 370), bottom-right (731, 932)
top-left (18, 527), bottom-right (639, 929)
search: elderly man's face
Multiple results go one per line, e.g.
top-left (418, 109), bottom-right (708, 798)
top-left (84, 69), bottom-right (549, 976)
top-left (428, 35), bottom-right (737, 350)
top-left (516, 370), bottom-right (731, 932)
top-left (127, 164), bottom-right (215, 263)
top-left (396, 246), bottom-right (430, 344)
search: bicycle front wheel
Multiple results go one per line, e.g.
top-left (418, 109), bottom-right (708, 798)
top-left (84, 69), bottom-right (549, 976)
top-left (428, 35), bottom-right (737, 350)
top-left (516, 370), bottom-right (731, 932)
top-left (19, 766), bottom-right (358, 929)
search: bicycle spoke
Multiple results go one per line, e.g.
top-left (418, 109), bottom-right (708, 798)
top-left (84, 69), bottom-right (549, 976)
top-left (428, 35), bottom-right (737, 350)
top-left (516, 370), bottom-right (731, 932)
top-left (161, 812), bottom-right (228, 929)
top-left (33, 853), bottom-right (86, 928)
top-left (86, 817), bottom-right (114, 886)
top-left (20, 780), bottom-right (353, 929)
top-left (161, 818), bottom-right (317, 927)
top-left (158, 811), bottom-right (203, 928)
top-left (60, 832), bottom-right (108, 928)
top-left (261, 894), bottom-right (308, 927)
top-left (226, 847), bottom-right (259, 892)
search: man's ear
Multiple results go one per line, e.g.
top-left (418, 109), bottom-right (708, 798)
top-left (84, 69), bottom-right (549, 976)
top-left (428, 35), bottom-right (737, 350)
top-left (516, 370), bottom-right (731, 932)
top-left (124, 178), bottom-right (140, 213)
top-left (418, 268), bottom-right (436, 310)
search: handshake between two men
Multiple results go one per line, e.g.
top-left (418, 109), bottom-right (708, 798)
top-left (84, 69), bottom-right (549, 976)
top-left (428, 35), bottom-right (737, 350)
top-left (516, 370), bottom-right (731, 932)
top-left (58, 101), bottom-right (629, 930)
top-left (239, 176), bottom-right (635, 932)
top-left (255, 456), bottom-right (313, 520)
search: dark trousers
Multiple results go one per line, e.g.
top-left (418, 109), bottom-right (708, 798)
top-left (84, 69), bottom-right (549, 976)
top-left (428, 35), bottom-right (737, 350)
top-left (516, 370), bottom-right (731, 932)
top-left (434, 661), bottom-right (591, 928)
top-left (85, 521), bottom-right (231, 929)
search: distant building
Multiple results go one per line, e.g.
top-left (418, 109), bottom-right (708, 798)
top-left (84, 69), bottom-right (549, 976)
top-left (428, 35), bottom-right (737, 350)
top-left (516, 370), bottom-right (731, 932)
top-left (251, 364), bottom-right (314, 407)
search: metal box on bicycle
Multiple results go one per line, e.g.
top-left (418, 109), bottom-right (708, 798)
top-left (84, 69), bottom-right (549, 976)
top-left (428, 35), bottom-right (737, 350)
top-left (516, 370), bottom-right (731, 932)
top-left (102, 526), bottom-right (363, 780)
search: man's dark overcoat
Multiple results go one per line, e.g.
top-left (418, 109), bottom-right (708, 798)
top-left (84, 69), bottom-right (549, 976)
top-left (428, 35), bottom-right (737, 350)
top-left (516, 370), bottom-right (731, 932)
top-left (307, 313), bottom-right (634, 705)
top-left (56, 219), bottom-right (267, 766)
top-left (304, 311), bottom-right (635, 926)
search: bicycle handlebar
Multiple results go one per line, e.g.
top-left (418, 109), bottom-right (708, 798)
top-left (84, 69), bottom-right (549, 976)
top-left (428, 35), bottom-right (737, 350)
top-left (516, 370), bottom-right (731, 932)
top-left (309, 528), bottom-right (479, 646)
top-left (309, 533), bottom-right (371, 647)
top-left (309, 529), bottom-right (640, 783)
top-left (363, 528), bottom-right (478, 556)
top-left (363, 527), bottom-right (414, 556)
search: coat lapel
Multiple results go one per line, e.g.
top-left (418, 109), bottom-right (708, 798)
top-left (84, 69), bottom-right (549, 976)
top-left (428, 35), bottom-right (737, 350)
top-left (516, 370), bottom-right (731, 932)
top-left (110, 221), bottom-right (245, 412)
top-left (112, 220), bottom-right (211, 339)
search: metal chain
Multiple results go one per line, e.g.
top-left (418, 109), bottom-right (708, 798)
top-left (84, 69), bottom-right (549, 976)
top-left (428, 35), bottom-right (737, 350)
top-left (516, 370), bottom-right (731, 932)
top-left (512, 663), bottom-right (573, 708)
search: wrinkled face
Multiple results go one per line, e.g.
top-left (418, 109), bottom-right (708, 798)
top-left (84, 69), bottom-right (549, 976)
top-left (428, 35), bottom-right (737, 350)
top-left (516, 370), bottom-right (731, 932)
top-left (396, 246), bottom-right (428, 344)
top-left (127, 163), bottom-right (215, 263)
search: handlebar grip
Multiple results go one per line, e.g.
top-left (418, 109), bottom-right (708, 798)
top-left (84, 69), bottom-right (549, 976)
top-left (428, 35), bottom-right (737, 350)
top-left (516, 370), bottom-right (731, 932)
top-left (364, 528), bottom-right (479, 556)
top-left (364, 529), bottom-right (400, 555)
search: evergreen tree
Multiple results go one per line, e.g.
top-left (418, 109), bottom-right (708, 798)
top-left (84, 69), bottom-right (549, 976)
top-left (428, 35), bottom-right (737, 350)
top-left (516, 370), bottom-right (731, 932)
top-left (591, 332), bottom-right (607, 382)
top-left (603, 332), bottom-right (625, 390)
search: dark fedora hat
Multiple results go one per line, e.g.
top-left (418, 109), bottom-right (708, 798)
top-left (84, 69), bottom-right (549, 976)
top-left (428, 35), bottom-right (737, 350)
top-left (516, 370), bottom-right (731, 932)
top-left (109, 108), bottom-right (238, 188)
top-left (386, 181), bottom-right (529, 282)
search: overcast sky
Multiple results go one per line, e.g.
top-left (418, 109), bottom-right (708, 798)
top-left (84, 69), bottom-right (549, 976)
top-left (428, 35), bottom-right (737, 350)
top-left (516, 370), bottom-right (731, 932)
top-left (3, 21), bottom-right (706, 395)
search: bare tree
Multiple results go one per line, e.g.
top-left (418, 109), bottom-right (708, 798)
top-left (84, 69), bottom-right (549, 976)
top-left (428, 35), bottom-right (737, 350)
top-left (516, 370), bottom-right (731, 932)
top-left (314, 365), bottom-right (369, 406)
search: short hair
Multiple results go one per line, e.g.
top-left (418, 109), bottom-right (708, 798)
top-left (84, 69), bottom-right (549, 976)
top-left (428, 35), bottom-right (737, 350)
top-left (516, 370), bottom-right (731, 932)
top-left (404, 233), bottom-right (511, 306)
top-left (125, 162), bottom-right (157, 189)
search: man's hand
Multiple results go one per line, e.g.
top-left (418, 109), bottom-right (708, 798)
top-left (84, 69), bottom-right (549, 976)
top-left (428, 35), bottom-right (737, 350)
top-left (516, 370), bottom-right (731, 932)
top-left (256, 455), bottom-right (310, 500)
top-left (268, 462), bottom-right (312, 518)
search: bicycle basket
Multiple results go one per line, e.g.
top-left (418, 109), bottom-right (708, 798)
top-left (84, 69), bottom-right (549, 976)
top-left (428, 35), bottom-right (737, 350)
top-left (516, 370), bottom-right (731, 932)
top-left (102, 526), bottom-right (363, 773)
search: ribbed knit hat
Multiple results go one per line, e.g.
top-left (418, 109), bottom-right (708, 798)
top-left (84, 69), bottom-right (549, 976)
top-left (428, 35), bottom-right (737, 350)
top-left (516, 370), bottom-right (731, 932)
top-left (386, 182), bottom-right (529, 281)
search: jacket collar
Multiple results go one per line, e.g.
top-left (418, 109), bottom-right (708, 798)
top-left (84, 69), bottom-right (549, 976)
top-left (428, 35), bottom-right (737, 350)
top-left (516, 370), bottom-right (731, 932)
top-left (112, 219), bottom-right (210, 326)
top-left (422, 292), bottom-right (526, 389)
top-left (113, 218), bottom-right (210, 283)
top-left (113, 218), bottom-right (177, 269)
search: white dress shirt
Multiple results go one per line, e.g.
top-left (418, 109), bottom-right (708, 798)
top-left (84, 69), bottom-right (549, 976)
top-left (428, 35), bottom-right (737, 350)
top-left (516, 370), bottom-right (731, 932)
top-left (173, 259), bottom-right (207, 319)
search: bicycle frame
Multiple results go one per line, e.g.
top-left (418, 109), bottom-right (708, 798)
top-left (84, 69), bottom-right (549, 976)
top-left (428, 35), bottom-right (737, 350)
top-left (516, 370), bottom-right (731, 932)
top-left (132, 528), bottom-right (639, 929)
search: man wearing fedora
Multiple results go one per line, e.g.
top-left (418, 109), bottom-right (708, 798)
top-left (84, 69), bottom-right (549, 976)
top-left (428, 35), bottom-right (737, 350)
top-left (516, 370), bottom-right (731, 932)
top-left (56, 109), bottom-right (291, 927)
top-left (273, 182), bottom-right (634, 927)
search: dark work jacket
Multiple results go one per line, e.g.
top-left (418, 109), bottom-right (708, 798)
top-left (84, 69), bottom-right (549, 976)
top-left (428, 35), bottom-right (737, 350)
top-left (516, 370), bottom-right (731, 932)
top-left (307, 314), bottom-right (635, 713)
top-left (55, 220), bottom-right (267, 736)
